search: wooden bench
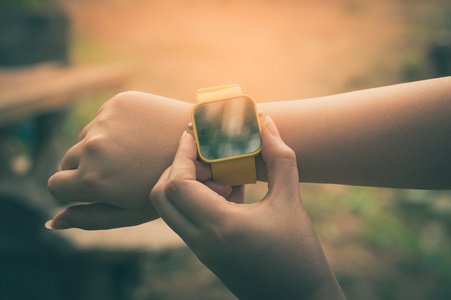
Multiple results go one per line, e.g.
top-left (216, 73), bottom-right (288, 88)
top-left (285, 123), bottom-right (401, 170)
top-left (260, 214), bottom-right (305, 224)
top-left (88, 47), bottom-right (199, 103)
top-left (0, 63), bottom-right (130, 125)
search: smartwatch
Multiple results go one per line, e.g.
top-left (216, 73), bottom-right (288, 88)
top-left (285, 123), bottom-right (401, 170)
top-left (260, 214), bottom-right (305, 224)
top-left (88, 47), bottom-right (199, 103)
top-left (188, 84), bottom-right (262, 186)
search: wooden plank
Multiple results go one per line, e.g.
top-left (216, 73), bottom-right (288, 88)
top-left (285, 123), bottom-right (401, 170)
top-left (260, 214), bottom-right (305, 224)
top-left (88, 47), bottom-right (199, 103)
top-left (0, 63), bottom-right (131, 126)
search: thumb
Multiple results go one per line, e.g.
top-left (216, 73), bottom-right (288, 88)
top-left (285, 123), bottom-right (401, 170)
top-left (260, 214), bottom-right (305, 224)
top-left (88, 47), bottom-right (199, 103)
top-left (261, 115), bottom-right (300, 197)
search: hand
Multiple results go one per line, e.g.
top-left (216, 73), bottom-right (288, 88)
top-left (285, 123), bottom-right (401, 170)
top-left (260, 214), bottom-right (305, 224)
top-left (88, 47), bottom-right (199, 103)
top-left (150, 116), bottom-right (345, 300)
top-left (47, 92), bottom-right (193, 229)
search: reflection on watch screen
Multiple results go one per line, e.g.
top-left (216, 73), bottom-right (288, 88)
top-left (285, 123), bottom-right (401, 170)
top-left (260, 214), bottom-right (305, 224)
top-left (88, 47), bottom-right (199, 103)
top-left (193, 97), bottom-right (261, 160)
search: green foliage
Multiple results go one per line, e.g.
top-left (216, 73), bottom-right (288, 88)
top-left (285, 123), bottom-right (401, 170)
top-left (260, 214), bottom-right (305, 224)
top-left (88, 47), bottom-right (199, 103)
top-left (348, 188), bottom-right (451, 279)
top-left (301, 184), bottom-right (451, 298)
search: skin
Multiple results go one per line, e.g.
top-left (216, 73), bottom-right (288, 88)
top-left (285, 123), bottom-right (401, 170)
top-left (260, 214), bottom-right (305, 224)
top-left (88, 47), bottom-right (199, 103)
top-left (47, 76), bottom-right (451, 230)
top-left (149, 116), bottom-right (346, 300)
top-left (258, 76), bottom-right (451, 189)
top-left (47, 93), bottom-right (192, 229)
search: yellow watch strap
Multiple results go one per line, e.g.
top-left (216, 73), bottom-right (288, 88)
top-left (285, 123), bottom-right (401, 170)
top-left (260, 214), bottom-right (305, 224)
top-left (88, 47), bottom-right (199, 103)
top-left (195, 84), bottom-right (258, 186)
top-left (196, 84), bottom-right (242, 102)
top-left (211, 156), bottom-right (257, 187)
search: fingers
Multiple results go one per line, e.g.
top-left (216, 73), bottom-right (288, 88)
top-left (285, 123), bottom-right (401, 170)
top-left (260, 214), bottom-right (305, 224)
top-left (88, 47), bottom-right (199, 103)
top-left (61, 119), bottom-right (96, 171)
top-left (195, 160), bottom-right (212, 182)
top-left (48, 170), bottom-right (94, 202)
top-left (203, 180), bottom-right (233, 199)
top-left (60, 143), bottom-right (83, 170)
top-left (195, 158), bottom-right (231, 198)
top-left (261, 115), bottom-right (300, 197)
top-left (152, 132), bottom-right (234, 231)
top-left (176, 145), bottom-right (229, 198)
top-left (168, 133), bottom-right (231, 216)
top-left (150, 170), bottom-right (199, 238)
top-left (226, 185), bottom-right (245, 204)
top-left (168, 131), bottom-right (198, 181)
top-left (46, 202), bottom-right (159, 230)
top-left (79, 120), bottom-right (94, 141)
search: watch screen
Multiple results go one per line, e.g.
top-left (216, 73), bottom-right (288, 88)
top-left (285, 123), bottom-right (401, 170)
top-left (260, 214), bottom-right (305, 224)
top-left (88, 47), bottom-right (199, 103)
top-left (193, 96), bottom-right (261, 161)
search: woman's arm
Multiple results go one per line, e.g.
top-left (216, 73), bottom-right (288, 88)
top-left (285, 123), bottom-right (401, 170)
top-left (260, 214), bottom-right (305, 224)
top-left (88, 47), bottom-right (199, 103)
top-left (47, 77), bottom-right (451, 230)
top-left (259, 76), bottom-right (451, 189)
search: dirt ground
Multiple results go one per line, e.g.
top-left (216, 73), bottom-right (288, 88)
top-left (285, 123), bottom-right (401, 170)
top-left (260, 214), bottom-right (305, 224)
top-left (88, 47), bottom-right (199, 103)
top-left (53, 0), bottom-right (451, 299)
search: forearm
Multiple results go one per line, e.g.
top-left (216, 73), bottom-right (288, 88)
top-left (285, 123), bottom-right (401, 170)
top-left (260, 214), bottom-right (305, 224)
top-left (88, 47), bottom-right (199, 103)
top-left (257, 76), bottom-right (451, 189)
top-left (50, 77), bottom-right (450, 230)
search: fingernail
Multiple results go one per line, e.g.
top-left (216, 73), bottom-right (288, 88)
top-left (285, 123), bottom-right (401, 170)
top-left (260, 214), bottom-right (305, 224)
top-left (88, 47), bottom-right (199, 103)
top-left (45, 220), bottom-right (53, 229)
top-left (264, 115), bottom-right (280, 138)
top-left (45, 219), bottom-right (72, 230)
top-left (179, 130), bottom-right (188, 144)
top-left (217, 184), bottom-right (233, 198)
top-left (225, 185), bottom-right (233, 198)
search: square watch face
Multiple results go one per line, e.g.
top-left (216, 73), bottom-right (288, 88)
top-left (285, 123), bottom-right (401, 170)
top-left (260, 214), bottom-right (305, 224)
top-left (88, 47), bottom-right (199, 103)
top-left (193, 96), bottom-right (261, 161)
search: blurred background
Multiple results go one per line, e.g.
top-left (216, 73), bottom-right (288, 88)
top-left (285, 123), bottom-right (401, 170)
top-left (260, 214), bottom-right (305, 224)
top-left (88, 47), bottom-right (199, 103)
top-left (1, 0), bottom-right (451, 299)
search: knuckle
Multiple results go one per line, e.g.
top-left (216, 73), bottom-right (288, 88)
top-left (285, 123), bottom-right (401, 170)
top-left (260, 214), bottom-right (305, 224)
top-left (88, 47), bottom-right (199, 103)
top-left (96, 91), bottom-right (146, 118)
top-left (78, 122), bottom-right (92, 141)
top-left (78, 129), bottom-right (87, 141)
top-left (79, 169), bottom-right (107, 190)
top-left (163, 177), bottom-right (186, 199)
top-left (95, 92), bottom-right (132, 116)
top-left (83, 135), bottom-right (108, 154)
top-left (269, 144), bottom-right (297, 165)
top-left (60, 146), bottom-right (79, 168)
top-left (108, 91), bottom-right (141, 107)
top-left (278, 145), bottom-right (296, 161)
top-left (108, 91), bottom-right (130, 104)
